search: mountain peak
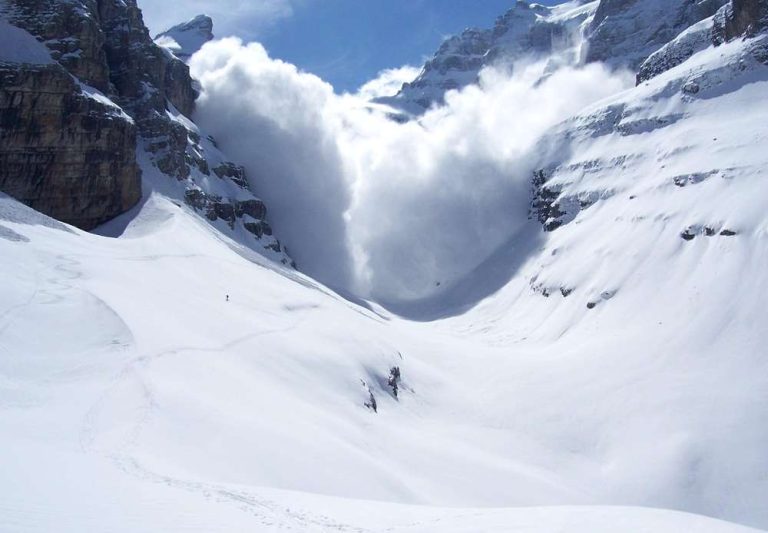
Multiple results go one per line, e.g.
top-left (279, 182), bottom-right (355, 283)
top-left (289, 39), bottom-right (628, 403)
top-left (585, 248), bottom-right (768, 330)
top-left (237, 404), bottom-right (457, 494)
top-left (155, 14), bottom-right (214, 62)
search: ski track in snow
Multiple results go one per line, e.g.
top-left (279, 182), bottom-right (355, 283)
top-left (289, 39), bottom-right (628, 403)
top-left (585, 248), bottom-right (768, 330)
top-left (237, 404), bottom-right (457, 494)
top-left (79, 320), bottom-right (309, 453)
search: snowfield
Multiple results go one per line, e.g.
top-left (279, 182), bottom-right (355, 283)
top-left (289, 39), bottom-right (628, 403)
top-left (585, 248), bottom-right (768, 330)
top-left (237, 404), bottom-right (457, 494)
top-left (1, 190), bottom-right (765, 532)
top-left (2, 7), bottom-right (768, 533)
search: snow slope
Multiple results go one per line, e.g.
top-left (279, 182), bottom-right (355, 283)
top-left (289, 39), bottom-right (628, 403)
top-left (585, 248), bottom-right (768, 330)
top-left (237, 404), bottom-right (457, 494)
top-left (1, 189), bottom-right (765, 532)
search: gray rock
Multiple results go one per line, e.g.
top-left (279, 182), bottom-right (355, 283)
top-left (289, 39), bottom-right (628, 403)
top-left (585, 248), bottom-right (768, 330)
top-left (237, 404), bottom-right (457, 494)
top-left (234, 199), bottom-right (267, 220)
top-left (0, 63), bottom-right (141, 229)
top-left (214, 162), bottom-right (249, 189)
top-left (714, 0), bottom-right (768, 42)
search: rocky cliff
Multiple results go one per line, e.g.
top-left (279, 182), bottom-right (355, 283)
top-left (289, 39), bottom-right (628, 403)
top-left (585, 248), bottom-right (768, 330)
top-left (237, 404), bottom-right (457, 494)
top-left (0, 3), bottom-right (143, 230)
top-left (0, 0), bottom-right (291, 264)
top-left (0, 59), bottom-right (140, 229)
top-left (717, 0), bottom-right (768, 40)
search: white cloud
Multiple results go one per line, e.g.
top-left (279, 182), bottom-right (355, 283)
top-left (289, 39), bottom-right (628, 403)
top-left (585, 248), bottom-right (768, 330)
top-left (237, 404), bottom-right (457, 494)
top-left (190, 38), bottom-right (632, 302)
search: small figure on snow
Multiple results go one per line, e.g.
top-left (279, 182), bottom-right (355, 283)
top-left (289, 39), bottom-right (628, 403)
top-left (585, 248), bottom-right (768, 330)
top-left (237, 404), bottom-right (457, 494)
top-left (226, 294), bottom-right (230, 302)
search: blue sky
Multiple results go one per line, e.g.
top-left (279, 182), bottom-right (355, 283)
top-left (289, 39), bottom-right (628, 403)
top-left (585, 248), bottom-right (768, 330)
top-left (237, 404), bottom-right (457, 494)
top-left (140, 0), bottom-right (565, 92)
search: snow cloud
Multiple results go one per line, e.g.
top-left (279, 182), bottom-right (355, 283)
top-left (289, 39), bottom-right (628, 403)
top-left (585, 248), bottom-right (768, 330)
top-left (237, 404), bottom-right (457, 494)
top-left (191, 38), bottom-right (631, 302)
top-left (355, 65), bottom-right (422, 100)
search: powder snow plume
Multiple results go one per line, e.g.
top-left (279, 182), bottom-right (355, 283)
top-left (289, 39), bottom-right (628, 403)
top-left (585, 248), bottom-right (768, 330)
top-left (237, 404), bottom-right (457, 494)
top-left (190, 38), bottom-right (632, 302)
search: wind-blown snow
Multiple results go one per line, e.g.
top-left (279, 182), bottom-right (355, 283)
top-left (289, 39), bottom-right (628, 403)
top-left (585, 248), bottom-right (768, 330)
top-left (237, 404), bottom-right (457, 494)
top-left (355, 65), bottom-right (421, 100)
top-left (190, 38), bottom-right (632, 301)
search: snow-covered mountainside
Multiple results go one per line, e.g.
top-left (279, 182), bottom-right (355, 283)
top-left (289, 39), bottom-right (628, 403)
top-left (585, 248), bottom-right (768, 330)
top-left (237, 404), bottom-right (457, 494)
top-left (155, 14), bottom-right (214, 63)
top-left (584, 0), bottom-right (728, 68)
top-left (2, 0), bottom-right (768, 531)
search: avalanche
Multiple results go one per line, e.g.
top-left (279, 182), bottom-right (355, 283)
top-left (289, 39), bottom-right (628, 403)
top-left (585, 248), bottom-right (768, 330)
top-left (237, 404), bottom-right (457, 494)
top-left (2, 1), bottom-right (768, 532)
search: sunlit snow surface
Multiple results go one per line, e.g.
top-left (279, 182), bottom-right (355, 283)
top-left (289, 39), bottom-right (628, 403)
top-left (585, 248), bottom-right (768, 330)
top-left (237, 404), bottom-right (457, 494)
top-left (2, 26), bottom-right (768, 533)
top-left (2, 190), bottom-right (764, 532)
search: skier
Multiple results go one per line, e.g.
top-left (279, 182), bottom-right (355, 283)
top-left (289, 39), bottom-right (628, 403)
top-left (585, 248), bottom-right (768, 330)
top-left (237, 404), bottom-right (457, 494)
top-left (226, 294), bottom-right (229, 302)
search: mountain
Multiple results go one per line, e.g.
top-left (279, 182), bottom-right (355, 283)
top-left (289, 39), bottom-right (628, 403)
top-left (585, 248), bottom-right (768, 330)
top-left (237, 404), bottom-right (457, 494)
top-left (0, 0), bottom-right (291, 264)
top-left (155, 14), bottom-right (214, 63)
top-left (381, 0), bottom-right (731, 114)
top-left (379, 1), bottom-right (598, 113)
top-left (1, 0), bottom-right (768, 531)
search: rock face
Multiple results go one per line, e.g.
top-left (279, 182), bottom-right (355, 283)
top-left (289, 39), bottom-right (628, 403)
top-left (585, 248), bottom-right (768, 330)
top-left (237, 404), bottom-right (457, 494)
top-left (0, 7), bottom-right (143, 230)
top-left (637, 16), bottom-right (718, 83)
top-left (155, 15), bottom-right (214, 62)
top-left (0, 0), bottom-right (200, 228)
top-left (0, 62), bottom-right (140, 229)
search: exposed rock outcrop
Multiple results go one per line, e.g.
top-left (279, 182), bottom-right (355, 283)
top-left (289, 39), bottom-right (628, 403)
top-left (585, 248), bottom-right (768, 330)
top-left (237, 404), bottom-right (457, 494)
top-left (183, 188), bottom-right (292, 262)
top-left (639, 0), bottom-right (768, 83)
top-left (0, 62), bottom-right (140, 229)
top-left (637, 16), bottom-right (718, 83)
